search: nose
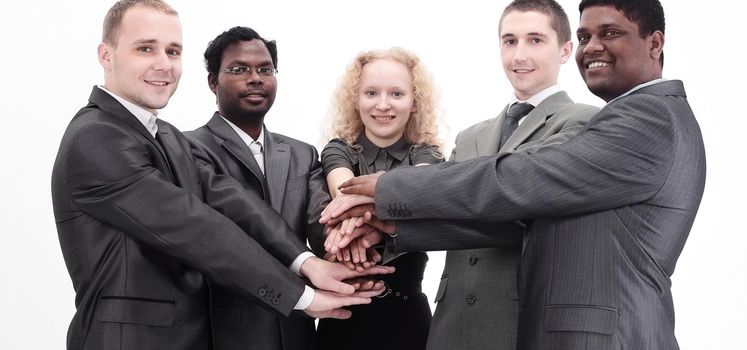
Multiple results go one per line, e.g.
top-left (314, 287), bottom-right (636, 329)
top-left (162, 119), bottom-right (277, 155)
top-left (151, 50), bottom-right (173, 72)
top-left (375, 95), bottom-right (391, 110)
top-left (512, 41), bottom-right (529, 63)
top-left (582, 35), bottom-right (604, 54)
top-left (246, 69), bottom-right (263, 85)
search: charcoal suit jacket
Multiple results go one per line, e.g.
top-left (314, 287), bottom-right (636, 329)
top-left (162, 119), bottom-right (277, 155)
top-left (376, 80), bottom-right (705, 350)
top-left (52, 87), bottom-right (310, 350)
top-left (187, 113), bottom-right (329, 350)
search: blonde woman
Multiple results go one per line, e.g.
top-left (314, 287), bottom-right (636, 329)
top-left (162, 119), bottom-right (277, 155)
top-left (316, 47), bottom-right (443, 350)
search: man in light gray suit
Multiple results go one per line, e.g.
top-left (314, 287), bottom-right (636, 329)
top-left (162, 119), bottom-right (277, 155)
top-left (323, 0), bottom-right (705, 349)
top-left (427, 1), bottom-right (597, 349)
top-left (186, 27), bottom-right (330, 350)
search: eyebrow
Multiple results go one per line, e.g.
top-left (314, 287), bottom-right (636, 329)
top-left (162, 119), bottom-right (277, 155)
top-left (226, 59), bottom-right (273, 67)
top-left (500, 32), bottom-right (549, 39)
top-left (132, 39), bottom-right (183, 50)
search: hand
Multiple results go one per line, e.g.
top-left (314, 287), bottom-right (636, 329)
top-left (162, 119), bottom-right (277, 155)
top-left (303, 286), bottom-right (385, 319)
top-left (338, 171), bottom-right (384, 197)
top-left (299, 256), bottom-right (394, 294)
top-left (320, 193), bottom-right (375, 224)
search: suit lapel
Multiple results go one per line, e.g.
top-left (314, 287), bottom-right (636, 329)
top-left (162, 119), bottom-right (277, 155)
top-left (473, 105), bottom-right (509, 157)
top-left (205, 113), bottom-right (267, 187)
top-left (264, 130), bottom-right (290, 212)
top-left (90, 87), bottom-right (175, 179)
top-left (502, 91), bottom-right (573, 151)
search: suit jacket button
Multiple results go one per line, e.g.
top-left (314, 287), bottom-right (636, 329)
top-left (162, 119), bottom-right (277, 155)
top-left (258, 288), bottom-right (267, 296)
top-left (469, 256), bottom-right (478, 265)
top-left (272, 297), bottom-right (280, 305)
top-left (466, 295), bottom-right (476, 305)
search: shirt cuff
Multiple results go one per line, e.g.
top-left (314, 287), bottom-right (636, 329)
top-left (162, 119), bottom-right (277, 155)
top-left (290, 251), bottom-right (315, 276)
top-left (293, 285), bottom-right (315, 310)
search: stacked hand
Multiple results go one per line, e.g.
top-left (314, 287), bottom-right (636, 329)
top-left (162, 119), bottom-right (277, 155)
top-left (318, 171), bottom-right (397, 268)
top-left (299, 256), bottom-right (394, 319)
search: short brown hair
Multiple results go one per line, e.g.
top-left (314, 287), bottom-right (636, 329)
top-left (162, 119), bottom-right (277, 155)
top-left (102, 0), bottom-right (178, 46)
top-left (499, 0), bottom-right (571, 43)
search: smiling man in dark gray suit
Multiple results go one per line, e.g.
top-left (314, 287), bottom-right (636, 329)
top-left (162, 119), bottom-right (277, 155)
top-left (323, 0), bottom-right (706, 349)
top-left (186, 26), bottom-right (330, 350)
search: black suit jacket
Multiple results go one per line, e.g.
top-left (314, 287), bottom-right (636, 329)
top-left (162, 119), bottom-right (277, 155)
top-left (376, 81), bottom-right (706, 349)
top-left (52, 87), bottom-right (310, 350)
top-left (187, 113), bottom-right (329, 350)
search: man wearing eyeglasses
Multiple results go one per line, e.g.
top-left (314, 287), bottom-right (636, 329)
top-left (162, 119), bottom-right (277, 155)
top-left (186, 26), bottom-right (330, 350)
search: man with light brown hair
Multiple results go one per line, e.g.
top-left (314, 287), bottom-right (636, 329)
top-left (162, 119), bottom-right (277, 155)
top-left (52, 1), bottom-right (390, 349)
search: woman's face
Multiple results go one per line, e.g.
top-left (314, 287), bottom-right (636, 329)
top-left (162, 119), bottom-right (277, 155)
top-left (357, 58), bottom-right (416, 147)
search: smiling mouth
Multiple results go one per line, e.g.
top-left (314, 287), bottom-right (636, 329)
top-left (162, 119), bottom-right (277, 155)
top-left (513, 69), bottom-right (535, 74)
top-left (145, 80), bottom-right (170, 86)
top-left (586, 61), bottom-right (611, 69)
top-left (372, 115), bottom-right (394, 122)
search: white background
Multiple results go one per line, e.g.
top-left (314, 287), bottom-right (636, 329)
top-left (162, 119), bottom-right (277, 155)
top-left (0, 0), bottom-right (744, 348)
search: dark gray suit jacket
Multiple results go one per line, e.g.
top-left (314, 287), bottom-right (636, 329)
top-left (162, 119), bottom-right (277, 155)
top-left (428, 91), bottom-right (598, 350)
top-left (52, 87), bottom-right (310, 350)
top-left (187, 113), bottom-right (329, 350)
top-left (376, 81), bottom-right (705, 350)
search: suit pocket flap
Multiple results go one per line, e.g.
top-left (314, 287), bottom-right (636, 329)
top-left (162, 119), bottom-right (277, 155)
top-left (434, 277), bottom-right (448, 303)
top-left (98, 296), bottom-right (174, 327)
top-left (544, 305), bottom-right (618, 335)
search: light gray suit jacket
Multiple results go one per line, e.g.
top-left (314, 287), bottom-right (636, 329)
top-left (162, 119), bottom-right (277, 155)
top-left (376, 81), bottom-right (705, 350)
top-left (186, 113), bottom-right (330, 350)
top-left (428, 91), bottom-right (598, 350)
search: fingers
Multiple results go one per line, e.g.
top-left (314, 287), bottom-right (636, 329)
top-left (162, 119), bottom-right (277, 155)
top-left (320, 195), bottom-right (375, 223)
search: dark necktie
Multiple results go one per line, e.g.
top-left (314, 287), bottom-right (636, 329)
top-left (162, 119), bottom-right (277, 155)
top-left (499, 102), bottom-right (534, 150)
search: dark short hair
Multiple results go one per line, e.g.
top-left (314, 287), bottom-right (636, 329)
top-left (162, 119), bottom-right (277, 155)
top-left (579, 0), bottom-right (665, 66)
top-left (579, 0), bottom-right (665, 37)
top-left (203, 26), bottom-right (278, 75)
top-left (499, 0), bottom-right (572, 43)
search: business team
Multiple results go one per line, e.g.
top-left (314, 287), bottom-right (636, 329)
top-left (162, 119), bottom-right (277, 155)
top-left (53, 0), bottom-right (704, 350)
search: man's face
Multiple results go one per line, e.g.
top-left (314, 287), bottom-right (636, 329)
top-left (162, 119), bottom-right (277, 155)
top-left (210, 39), bottom-right (277, 121)
top-left (575, 5), bottom-right (663, 102)
top-left (500, 10), bottom-right (571, 100)
top-left (99, 6), bottom-right (182, 113)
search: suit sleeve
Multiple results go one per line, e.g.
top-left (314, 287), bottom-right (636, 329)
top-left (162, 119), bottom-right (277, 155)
top-left (189, 141), bottom-right (310, 266)
top-left (303, 146), bottom-right (331, 257)
top-left (67, 123), bottom-right (304, 315)
top-left (376, 94), bottom-right (676, 222)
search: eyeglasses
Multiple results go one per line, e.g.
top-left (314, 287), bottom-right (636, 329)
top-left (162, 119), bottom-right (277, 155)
top-left (220, 66), bottom-right (278, 77)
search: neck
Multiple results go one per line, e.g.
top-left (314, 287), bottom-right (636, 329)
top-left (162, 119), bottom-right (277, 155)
top-left (222, 113), bottom-right (264, 140)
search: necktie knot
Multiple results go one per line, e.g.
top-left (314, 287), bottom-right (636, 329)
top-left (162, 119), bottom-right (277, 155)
top-left (248, 141), bottom-right (263, 155)
top-left (499, 102), bottom-right (534, 150)
top-left (146, 115), bottom-right (158, 136)
top-left (506, 102), bottom-right (534, 121)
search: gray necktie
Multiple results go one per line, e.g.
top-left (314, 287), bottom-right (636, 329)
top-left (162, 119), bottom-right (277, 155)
top-left (499, 102), bottom-right (534, 150)
top-left (248, 141), bottom-right (264, 174)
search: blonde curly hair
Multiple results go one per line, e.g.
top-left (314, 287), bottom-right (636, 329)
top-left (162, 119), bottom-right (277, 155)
top-left (328, 47), bottom-right (442, 149)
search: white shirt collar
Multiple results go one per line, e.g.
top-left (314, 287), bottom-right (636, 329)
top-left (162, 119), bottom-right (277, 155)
top-left (608, 78), bottom-right (668, 104)
top-left (98, 85), bottom-right (159, 137)
top-left (509, 84), bottom-right (562, 108)
top-left (219, 114), bottom-right (265, 148)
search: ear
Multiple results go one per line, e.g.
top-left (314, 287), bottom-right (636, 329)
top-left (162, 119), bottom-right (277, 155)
top-left (98, 42), bottom-right (112, 70)
top-left (649, 30), bottom-right (664, 61)
top-left (208, 73), bottom-right (218, 94)
top-left (410, 100), bottom-right (418, 114)
top-left (559, 40), bottom-right (573, 64)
